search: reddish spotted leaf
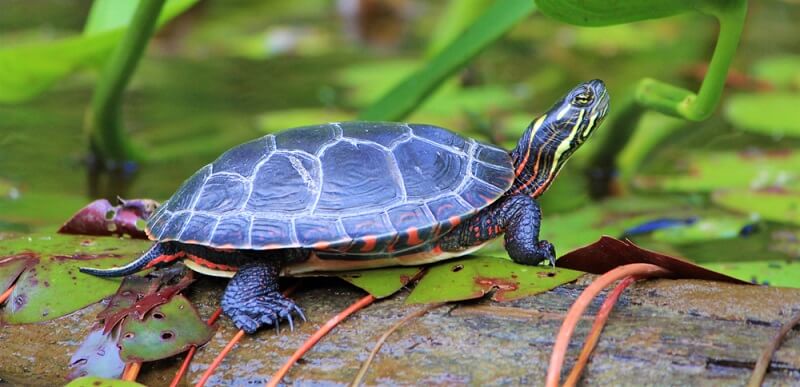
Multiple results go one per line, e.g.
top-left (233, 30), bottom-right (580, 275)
top-left (98, 265), bottom-right (194, 333)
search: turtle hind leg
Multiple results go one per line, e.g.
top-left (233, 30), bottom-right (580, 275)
top-left (221, 260), bottom-right (304, 334)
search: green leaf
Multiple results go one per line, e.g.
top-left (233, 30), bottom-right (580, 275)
top-left (636, 151), bottom-right (800, 193)
top-left (358, 0), bottom-right (536, 121)
top-left (649, 217), bottom-right (753, 245)
top-left (0, 233), bottom-right (150, 324)
top-left (701, 260), bottom-right (800, 288)
top-left (725, 92), bottom-right (800, 138)
top-left (65, 376), bottom-right (145, 387)
top-left (84, 0), bottom-right (140, 35)
top-left (712, 190), bottom-right (800, 226)
top-left (338, 267), bottom-right (421, 298)
top-left (752, 55), bottom-right (800, 89)
top-left (537, 0), bottom-right (696, 26)
top-left (406, 256), bottom-right (583, 304)
top-left (118, 295), bottom-right (214, 362)
top-left (0, 0), bottom-right (199, 104)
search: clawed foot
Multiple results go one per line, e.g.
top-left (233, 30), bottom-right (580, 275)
top-left (538, 240), bottom-right (556, 268)
top-left (223, 292), bottom-right (305, 334)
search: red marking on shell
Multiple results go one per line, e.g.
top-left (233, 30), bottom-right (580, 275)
top-left (360, 235), bottom-right (378, 253)
top-left (187, 255), bottom-right (238, 272)
top-left (448, 216), bottom-right (461, 227)
top-left (262, 243), bottom-right (286, 250)
top-left (406, 227), bottom-right (422, 246)
top-left (312, 241), bottom-right (331, 250)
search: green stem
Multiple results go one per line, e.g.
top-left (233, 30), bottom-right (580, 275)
top-left (89, 0), bottom-right (166, 166)
top-left (634, 0), bottom-right (747, 121)
top-left (684, 0), bottom-right (748, 120)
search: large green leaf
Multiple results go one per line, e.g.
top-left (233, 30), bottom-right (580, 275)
top-left (0, 0), bottom-right (199, 104)
top-left (338, 267), bottom-right (421, 298)
top-left (635, 151), bottom-right (800, 192)
top-left (752, 55), bottom-right (800, 89)
top-left (406, 256), bottom-right (583, 304)
top-left (358, 0), bottom-right (536, 121)
top-left (712, 190), bottom-right (800, 226)
top-left (725, 92), bottom-right (800, 138)
top-left (701, 260), bottom-right (800, 288)
top-left (118, 294), bottom-right (214, 362)
top-left (0, 233), bottom-right (150, 324)
top-left (537, 0), bottom-right (697, 26)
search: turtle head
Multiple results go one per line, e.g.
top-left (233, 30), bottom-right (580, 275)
top-left (509, 79), bottom-right (609, 198)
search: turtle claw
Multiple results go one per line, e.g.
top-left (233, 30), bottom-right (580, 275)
top-left (223, 292), bottom-right (305, 334)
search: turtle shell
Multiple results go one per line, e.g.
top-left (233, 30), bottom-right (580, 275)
top-left (147, 122), bottom-right (514, 255)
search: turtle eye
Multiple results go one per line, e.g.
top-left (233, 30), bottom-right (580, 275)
top-left (572, 90), bottom-right (594, 106)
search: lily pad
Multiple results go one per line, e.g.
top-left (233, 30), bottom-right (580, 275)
top-left (0, 233), bottom-right (151, 324)
top-left (650, 216), bottom-right (756, 244)
top-left (635, 151), bottom-right (800, 192)
top-left (65, 376), bottom-right (145, 387)
top-left (700, 260), bottom-right (800, 288)
top-left (118, 294), bottom-right (214, 362)
top-left (338, 267), bottom-right (421, 298)
top-left (405, 256), bottom-right (584, 304)
top-left (98, 265), bottom-right (194, 333)
top-left (712, 189), bottom-right (800, 226)
top-left (752, 55), bottom-right (800, 89)
top-left (67, 327), bottom-right (125, 381)
top-left (725, 92), bottom-right (800, 138)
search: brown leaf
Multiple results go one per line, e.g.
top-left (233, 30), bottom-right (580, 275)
top-left (556, 236), bottom-right (750, 285)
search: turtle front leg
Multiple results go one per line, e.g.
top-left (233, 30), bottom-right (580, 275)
top-left (500, 195), bottom-right (555, 267)
top-left (439, 194), bottom-right (555, 266)
top-left (221, 261), bottom-right (304, 334)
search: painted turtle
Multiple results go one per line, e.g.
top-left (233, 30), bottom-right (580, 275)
top-left (82, 80), bottom-right (609, 333)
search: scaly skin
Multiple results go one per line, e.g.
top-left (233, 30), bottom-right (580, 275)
top-left (438, 194), bottom-right (555, 266)
top-left (220, 261), bottom-right (305, 334)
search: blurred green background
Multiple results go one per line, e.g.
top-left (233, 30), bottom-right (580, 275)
top-left (0, 0), bottom-right (798, 285)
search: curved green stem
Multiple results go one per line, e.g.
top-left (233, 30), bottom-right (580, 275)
top-left (634, 0), bottom-right (747, 121)
top-left (88, 0), bottom-right (166, 167)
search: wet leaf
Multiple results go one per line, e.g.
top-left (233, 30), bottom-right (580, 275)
top-left (701, 260), bottom-right (800, 288)
top-left (65, 376), bottom-right (145, 387)
top-left (725, 93), bottom-right (800, 138)
top-left (556, 236), bottom-right (749, 284)
top-left (98, 265), bottom-right (194, 333)
top-left (338, 267), bottom-right (421, 298)
top-left (406, 256), bottom-right (583, 304)
top-left (0, 233), bottom-right (150, 324)
top-left (712, 190), bottom-right (800, 226)
top-left (635, 150), bottom-right (800, 192)
top-left (118, 294), bottom-right (214, 362)
top-left (58, 198), bottom-right (159, 239)
top-left (67, 326), bottom-right (125, 381)
top-left (537, 0), bottom-right (697, 26)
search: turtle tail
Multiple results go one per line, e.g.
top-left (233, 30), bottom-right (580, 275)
top-left (80, 242), bottom-right (176, 277)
